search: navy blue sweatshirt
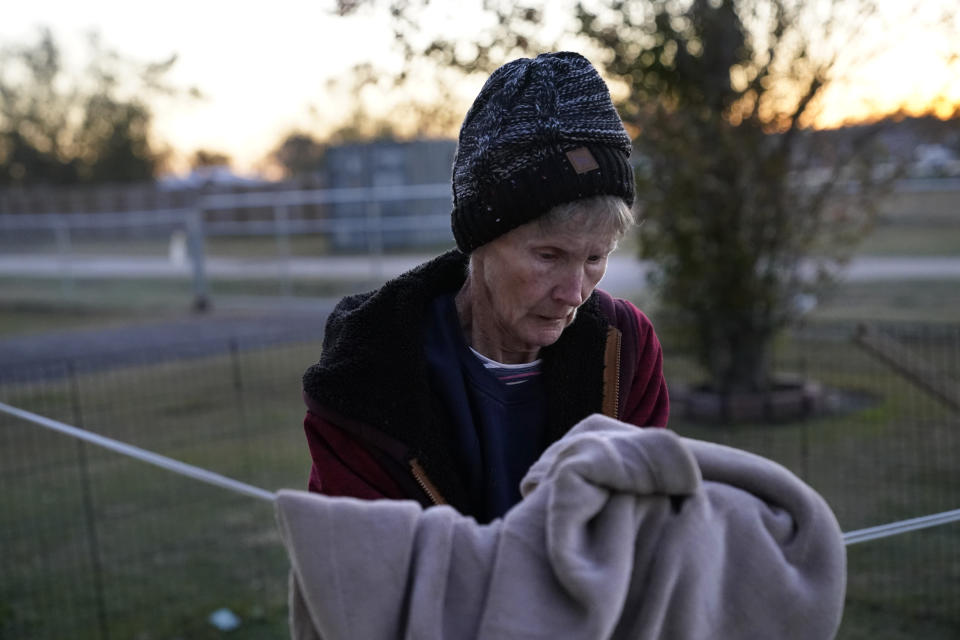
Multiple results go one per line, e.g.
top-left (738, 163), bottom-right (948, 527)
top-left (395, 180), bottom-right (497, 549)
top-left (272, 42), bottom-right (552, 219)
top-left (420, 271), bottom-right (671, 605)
top-left (424, 294), bottom-right (547, 522)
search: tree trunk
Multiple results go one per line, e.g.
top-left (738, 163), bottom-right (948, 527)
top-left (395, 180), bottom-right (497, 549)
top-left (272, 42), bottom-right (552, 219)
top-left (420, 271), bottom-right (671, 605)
top-left (700, 317), bottom-right (773, 393)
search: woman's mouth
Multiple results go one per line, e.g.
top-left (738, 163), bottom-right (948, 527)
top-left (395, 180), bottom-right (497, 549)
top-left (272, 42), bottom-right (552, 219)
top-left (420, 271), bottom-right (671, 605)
top-left (537, 311), bottom-right (574, 323)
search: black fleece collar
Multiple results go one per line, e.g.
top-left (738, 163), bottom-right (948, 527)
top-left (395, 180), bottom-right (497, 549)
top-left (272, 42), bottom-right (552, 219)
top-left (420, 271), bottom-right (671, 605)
top-left (302, 249), bottom-right (611, 510)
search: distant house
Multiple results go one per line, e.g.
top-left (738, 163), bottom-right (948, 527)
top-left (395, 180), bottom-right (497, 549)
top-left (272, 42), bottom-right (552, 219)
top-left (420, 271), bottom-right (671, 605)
top-left (157, 166), bottom-right (271, 191)
top-left (325, 139), bottom-right (456, 249)
top-left (913, 144), bottom-right (960, 178)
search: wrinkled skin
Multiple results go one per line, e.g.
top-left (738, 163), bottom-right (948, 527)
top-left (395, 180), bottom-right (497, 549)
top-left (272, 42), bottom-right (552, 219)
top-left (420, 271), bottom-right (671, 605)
top-left (456, 213), bottom-right (619, 364)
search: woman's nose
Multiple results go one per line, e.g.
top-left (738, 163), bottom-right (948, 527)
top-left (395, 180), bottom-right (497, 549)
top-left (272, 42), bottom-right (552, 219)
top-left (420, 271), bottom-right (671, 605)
top-left (552, 268), bottom-right (585, 307)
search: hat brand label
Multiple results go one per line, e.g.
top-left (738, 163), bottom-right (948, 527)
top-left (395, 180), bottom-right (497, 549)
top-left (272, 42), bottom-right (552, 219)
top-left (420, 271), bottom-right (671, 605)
top-left (566, 147), bottom-right (600, 174)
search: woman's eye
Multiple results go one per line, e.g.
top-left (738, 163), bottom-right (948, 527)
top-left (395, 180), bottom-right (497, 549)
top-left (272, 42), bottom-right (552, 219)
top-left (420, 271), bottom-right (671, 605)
top-left (587, 255), bottom-right (603, 264)
top-left (538, 252), bottom-right (557, 261)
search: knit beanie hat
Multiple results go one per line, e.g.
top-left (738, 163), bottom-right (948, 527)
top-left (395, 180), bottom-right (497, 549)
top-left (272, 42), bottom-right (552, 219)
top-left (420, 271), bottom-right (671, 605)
top-left (451, 51), bottom-right (635, 253)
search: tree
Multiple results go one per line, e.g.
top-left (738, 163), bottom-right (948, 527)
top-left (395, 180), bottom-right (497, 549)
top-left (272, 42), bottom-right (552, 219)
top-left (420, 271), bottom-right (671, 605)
top-left (190, 149), bottom-right (232, 169)
top-left (269, 132), bottom-right (326, 178)
top-left (0, 28), bottom-right (183, 186)
top-left (0, 30), bottom-right (79, 185)
top-left (334, 0), bottom-right (951, 394)
top-left (572, 0), bottom-right (890, 394)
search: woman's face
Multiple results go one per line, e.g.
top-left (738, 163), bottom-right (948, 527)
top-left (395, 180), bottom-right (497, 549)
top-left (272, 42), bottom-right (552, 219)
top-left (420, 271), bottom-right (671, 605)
top-left (468, 213), bottom-right (619, 358)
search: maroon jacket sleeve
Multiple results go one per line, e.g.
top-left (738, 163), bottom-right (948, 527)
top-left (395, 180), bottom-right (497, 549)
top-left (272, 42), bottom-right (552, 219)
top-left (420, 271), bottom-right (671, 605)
top-left (302, 410), bottom-right (408, 500)
top-left (620, 302), bottom-right (670, 428)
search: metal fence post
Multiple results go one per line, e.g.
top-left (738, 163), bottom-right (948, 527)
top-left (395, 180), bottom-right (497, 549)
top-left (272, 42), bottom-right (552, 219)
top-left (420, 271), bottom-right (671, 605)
top-left (186, 209), bottom-right (210, 312)
top-left (227, 338), bottom-right (271, 601)
top-left (800, 353), bottom-right (810, 482)
top-left (68, 361), bottom-right (111, 640)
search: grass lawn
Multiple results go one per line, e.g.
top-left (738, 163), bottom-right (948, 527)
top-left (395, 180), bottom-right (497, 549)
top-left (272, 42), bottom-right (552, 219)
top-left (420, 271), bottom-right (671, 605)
top-left (0, 275), bottom-right (360, 338)
top-left (812, 279), bottom-right (960, 324)
top-left (858, 223), bottom-right (960, 257)
top-left (0, 232), bottom-right (455, 260)
top-left (0, 277), bottom-right (195, 337)
top-left (1, 323), bottom-right (958, 638)
top-left (0, 303), bottom-right (166, 337)
top-left (0, 341), bottom-right (319, 639)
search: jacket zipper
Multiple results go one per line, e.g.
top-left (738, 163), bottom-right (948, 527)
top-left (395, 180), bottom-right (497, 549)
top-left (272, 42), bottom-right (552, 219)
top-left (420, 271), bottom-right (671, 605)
top-left (602, 326), bottom-right (623, 420)
top-left (409, 458), bottom-right (444, 505)
top-left (613, 336), bottom-right (622, 420)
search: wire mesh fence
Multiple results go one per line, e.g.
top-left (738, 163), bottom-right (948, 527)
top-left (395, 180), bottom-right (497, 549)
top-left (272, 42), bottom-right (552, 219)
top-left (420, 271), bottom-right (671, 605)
top-left (0, 332), bottom-right (320, 639)
top-left (664, 320), bottom-right (960, 638)
top-left (1, 319), bottom-right (959, 638)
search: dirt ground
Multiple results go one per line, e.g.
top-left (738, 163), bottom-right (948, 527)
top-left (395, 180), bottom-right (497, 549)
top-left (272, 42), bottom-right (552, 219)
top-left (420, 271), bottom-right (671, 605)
top-left (0, 304), bottom-right (334, 383)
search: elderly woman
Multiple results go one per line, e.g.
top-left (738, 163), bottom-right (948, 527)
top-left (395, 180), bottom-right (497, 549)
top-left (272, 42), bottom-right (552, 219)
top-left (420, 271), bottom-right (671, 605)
top-left (301, 52), bottom-right (668, 523)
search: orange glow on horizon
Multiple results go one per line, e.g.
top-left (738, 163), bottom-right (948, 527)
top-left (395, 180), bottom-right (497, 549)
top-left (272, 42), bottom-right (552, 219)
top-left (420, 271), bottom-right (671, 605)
top-left (813, 97), bottom-right (960, 130)
top-left (7, 1), bottom-right (954, 173)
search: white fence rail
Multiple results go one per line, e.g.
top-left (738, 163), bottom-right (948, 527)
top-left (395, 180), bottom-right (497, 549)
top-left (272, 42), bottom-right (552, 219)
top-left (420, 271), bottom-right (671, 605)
top-left (1, 178), bottom-right (958, 310)
top-left (0, 183), bottom-right (454, 309)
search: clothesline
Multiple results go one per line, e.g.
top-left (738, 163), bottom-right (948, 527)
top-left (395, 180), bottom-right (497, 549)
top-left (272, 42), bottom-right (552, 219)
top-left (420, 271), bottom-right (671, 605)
top-left (2, 400), bottom-right (958, 546)
top-left (0, 401), bottom-right (275, 503)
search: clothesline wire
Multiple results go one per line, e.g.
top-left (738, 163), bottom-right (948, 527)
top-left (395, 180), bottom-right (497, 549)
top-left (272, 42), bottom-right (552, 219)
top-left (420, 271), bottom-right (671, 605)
top-left (3, 401), bottom-right (959, 545)
top-left (0, 401), bottom-right (275, 503)
top-left (843, 508), bottom-right (960, 545)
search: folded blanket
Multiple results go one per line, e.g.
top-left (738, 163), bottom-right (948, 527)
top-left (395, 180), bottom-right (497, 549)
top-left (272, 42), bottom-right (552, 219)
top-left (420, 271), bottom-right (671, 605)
top-left (276, 414), bottom-right (846, 639)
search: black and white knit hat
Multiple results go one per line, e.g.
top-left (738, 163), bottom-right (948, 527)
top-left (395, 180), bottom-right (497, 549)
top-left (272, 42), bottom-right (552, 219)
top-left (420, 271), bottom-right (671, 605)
top-left (451, 51), bottom-right (635, 253)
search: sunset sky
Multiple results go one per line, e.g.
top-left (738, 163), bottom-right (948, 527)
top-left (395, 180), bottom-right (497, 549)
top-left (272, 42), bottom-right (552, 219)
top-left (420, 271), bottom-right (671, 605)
top-left (2, 0), bottom-right (958, 174)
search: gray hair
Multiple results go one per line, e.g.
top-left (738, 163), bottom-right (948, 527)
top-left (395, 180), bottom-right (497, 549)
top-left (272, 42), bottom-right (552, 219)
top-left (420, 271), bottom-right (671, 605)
top-left (466, 195), bottom-right (635, 276)
top-left (537, 195), bottom-right (635, 241)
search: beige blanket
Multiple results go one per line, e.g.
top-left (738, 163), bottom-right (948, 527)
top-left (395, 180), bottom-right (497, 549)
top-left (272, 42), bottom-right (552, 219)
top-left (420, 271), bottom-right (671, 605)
top-left (276, 414), bottom-right (846, 639)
